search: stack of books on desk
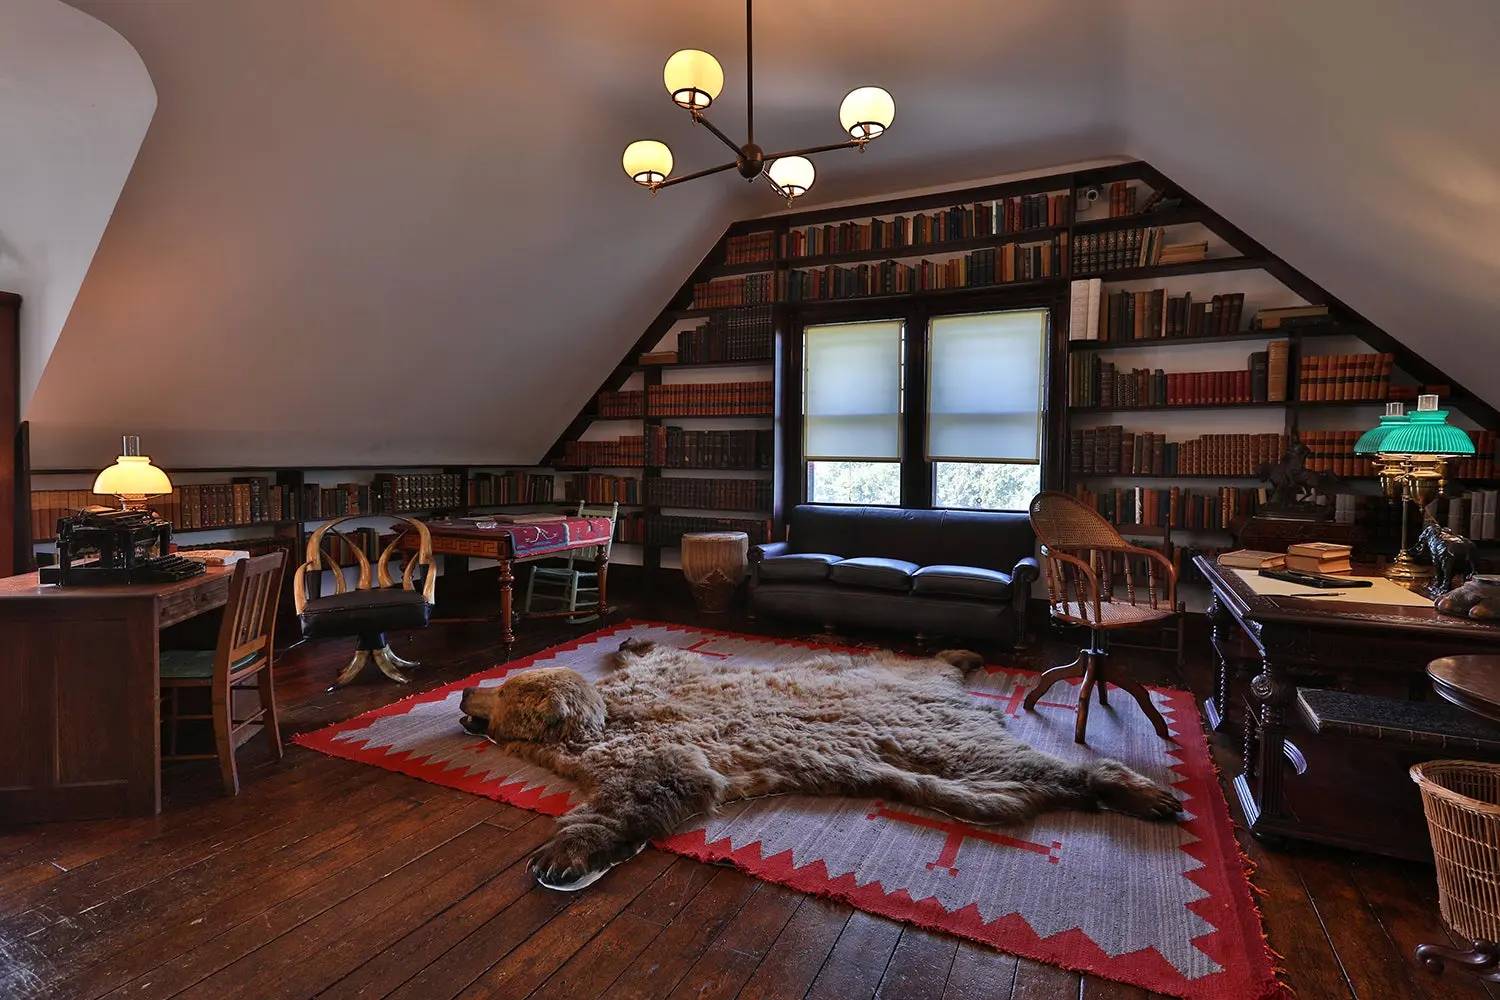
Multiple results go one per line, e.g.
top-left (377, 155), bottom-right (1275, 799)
top-left (1284, 542), bottom-right (1353, 574)
top-left (1218, 549), bottom-right (1286, 570)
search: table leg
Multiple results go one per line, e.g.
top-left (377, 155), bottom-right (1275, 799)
top-left (1208, 596), bottom-right (1231, 731)
top-left (594, 552), bottom-right (609, 616)
top-left (1249, 651), bottom-right (1294, 823)
top-left (498, 558), bottom-right (515, 653)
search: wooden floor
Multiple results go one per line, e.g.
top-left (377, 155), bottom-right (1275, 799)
top-left (0, 579), bottom-right (1489, 1000)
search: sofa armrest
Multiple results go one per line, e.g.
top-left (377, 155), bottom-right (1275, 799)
top-left (1009, 556), bottom-right (1039, 647)
top-left (751, 541), bottom-right (790, 563)
top-left (1011, 556), bottom-right (1040, 585)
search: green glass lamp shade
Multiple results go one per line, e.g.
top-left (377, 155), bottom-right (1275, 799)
top-left (1379, 409), bottom-right (1476, 456)
top-left (1354, 412), bottom-right (1409, 454)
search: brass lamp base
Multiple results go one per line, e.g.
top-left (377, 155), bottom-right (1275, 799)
top-left (1386, 551), bottom-right (1434, 590)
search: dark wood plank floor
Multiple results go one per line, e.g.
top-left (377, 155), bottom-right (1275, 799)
top-left (0, 576), bottom-right (1477, 1000)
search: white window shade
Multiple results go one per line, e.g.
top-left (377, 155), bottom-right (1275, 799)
top-left (927, 309), bottom-right (1047, 462)
top-left (804, 320), bottom-right (903, 461)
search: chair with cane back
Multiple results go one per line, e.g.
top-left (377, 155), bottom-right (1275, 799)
top-left (1025, 491), bottom-right (1178, 745)
top-left (160, 551), bottom-right (287, 795)
top-left (294, 516), bottom-right (437, 689)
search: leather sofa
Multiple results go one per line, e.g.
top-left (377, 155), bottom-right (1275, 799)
top-left (749, 505), bottom-right (1039, 649)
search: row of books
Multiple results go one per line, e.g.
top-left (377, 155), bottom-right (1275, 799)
top-left (1071, 227), bottom-right (1195, 275)
top-left (644, 477), bottom-right (773, 512)
top-left (1069, 427), bottom-right (1288, 477)
top-left (1067, 282), bottom-right (1250, 342)
top-left (1301, 431), bottom-right (1378, 479)
top-left (645, 382), bottom-right (774, 416)
top-left (563, 436), bottom-right (646, 468)
top-left (646, 514), bottom-right (775, 547)
top-left (675, 306), bottom-right (774, 363)
top-left (1069, 356), bottom-right (1273, 408)
top-left (692, 272), bottom-right (774, 309)
top-left (778, 236), bottom-right (1066, 301)
top-left (777, 194), bottom-right (1070, 259)
top-left (1297, 354), bottom-right (1394, 401)
top-left (1437, 491), bottom-right (1500, 541)
top-left (370, 473), bottom-right (465, 513)
top-left (1071, 484), bottom-right (1262, 531)
top-left (469, 471), bottom-right (555, 506)
top-left (1455, 432), bottom-right (1499, 480)
top-left (649, 426), bottom-right (775, 469)
top-left (723, 230), bottom-right (776, 264)
top-left (1106, 181), bottom-right (1137, 218)
top-left (563, 474), bottom-right (641, 505)
top-left (597, 390), bottom-right (644, 419)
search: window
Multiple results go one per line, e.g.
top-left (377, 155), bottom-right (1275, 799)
top-left (928, 309), bottom-right (1047, 511)
top-left (803, 320), bottom-right (903, 505)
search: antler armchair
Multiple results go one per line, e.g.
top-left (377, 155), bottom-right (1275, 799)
top-left (294, 516), bottom-right (437, 689)
top-left (1025, 491), bottom-right (1178, 744)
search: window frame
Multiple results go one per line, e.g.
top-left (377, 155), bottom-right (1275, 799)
top-left (786, 291), bottom-right (1061, 510)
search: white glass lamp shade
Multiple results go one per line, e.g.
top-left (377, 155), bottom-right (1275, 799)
top-left (839, 86), bottom-right (895, 140)
top-left (663, 49), bottom-right (724, 110)
top-left (767, 156), bottom-right (815, 199)
top-left (94, 455), bottom-right (172, 501)
top-left (623, 140), bottom-right (673, 186)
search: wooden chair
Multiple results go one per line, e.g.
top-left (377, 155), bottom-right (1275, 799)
top-left (522, 501), bottom-right (617, 622)
top-left (160, 551), bottom-right (287, 795)
top-left (294, 516), bottom-right (438, 689)
top-left (1025, 491), bottom-right (1177, 745)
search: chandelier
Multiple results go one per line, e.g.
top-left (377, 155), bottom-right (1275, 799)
top-left (621, 0), bottom-right (894, 204)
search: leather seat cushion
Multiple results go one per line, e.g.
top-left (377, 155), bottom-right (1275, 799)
top-left (300, 588), bottom-right (431, 638)
top-left (829, 557), bottom-right (919, 591)
top-left (911, 565), bottom-right (1013, 601)
top-left (757, 553), bottom-right (842, 582)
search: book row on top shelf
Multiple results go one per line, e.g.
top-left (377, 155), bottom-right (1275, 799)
top-left (596, 382), bottom-right (774, 419)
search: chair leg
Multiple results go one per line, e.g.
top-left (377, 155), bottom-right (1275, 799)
top-left (523, 565), bottom-right (537, 614)
top-left (565, 572), bottom-right (579, 612)
top-left (371, 646), bottom-right (411, 683)
top-left (384, 647), bottom-right (419, 670)
top-left (330, 649), bottom-right (371, 690)
top-left (1075, 654), bottom-right (1098, 745)
top-left (1023, 653), bottom-right (1087, 711)
top-left (1102, 665), bottom-right (1172, 740)
top-left (213, 684), bottom-right (239, 796)
top-left (1097, 678), bottom-right (1110, 706)
top-left (257, 665), bottom-right (283, 760)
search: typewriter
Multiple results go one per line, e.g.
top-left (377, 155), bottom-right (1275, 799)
top-left (40, 506), bottom-right (206, 586)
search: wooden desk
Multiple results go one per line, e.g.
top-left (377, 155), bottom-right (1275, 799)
top-left (1198, 556), bottom-right (1500, 854)
top-left (0, 567), bottom-right (232, 822)
top-left (404, 517), bottom-right (612, 653)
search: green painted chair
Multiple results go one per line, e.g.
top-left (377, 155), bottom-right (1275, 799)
top-left (523, 501), bottom-right (618, 623)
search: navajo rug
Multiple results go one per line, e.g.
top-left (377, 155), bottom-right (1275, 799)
top-left (294, 621), bottom-right (1281, 1000)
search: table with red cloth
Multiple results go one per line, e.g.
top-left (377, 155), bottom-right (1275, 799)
top-left (400, 516), bottom-right (613, 652)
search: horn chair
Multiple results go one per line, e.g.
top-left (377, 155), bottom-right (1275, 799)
top-left (1025, 491), bottom-right (1177, 744)
top-left (294, 516), bottom-right (437, 689)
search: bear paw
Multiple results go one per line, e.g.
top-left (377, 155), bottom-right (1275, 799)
top-left (1088, 761), bottom-right (1182, 821)
top-left (529, 824), bottom-right (642, 891)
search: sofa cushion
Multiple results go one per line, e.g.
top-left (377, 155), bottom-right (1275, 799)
top-left (300, 588), bottom-right (432, 639)
top-left (829, 556), bottom-right (919, 591)
top-left (911, 564), bottom-right (1013, 601)
top-left (757, 553), bottom-right (842, 582)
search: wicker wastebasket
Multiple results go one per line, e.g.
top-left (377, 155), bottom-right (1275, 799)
top-left (1411, 760), bottom-right (1500, 945)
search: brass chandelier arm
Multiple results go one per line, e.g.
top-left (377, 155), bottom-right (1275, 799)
top-left (763, 138), bottom-right (866, 159)
top-left (691, 112), bottom-right (747, 157)
top-left (654, 159), bottom-right (741, 190)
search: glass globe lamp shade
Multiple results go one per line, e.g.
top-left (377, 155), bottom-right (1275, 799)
top-left (1354, 404), bottom-right (1408, 455)
top-left (663, 49), bottom-right (724, 110)
top-left (767, 156), bottom-right (815, 199)
top-left (839, 86), bottom-right (895, 140)
top-left (93, 436), bottom-right (172, 510)
top-left (622, 140), bottom-right (673, 186)
top-left (1380, 408), bottom-right (1476, 457)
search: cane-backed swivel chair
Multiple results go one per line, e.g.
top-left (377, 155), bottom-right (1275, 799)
top-left (1025, 491), bottom-right (1178, 744)
top-left (294, 516), bottom-right (437, 689)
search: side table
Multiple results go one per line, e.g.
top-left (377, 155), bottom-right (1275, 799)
top-left (680, 531), bottom-right (748, 613)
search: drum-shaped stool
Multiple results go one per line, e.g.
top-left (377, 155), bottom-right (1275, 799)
top-left (680, 531), bottom-right (749, 614)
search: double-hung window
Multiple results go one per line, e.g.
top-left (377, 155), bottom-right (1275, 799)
top-left (802, 319), bottom-right (904, 505)
top-left (928, 309), bottom-right (1047, 510)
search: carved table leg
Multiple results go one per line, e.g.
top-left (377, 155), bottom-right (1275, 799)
top-left (498, 558), bottom-right (515, 654)
top-left (1417, 939), bottom-right (1500, 982)
top-left (1208, 596), bottom-right (1231, 731)
top-left (594, 552), bottom-right (609, 616)
top-left (1249, 652), bottom-right (1295, 823)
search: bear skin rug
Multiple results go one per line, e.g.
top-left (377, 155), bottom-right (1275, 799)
top-left (458, 637), bottom-right (1182, 891)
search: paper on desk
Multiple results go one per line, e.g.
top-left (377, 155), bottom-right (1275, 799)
top-left (1231, 569), bottom-right (1435, 607)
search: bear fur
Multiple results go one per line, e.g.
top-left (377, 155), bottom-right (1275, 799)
top-left (458, 638), bottom-right (1182, 887)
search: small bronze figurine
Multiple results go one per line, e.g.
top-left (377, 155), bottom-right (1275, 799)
top-left (1257, 435), bottom-right (1342, 518)
top-left (1414, 518), bottom-right (1478, 596)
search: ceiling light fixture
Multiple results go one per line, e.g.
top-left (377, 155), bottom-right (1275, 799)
top-left (622, 0), bottom-right (894, 204)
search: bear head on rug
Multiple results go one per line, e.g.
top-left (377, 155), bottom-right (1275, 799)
top-left (458, 638), bottom-right (1182, 891)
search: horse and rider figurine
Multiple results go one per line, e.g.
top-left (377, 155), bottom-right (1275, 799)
top-left (1257, 434), bottom-right (1343, 518)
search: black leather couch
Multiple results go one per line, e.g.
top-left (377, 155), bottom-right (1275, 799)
top-left (749, 505), bottom-right (1039, 649)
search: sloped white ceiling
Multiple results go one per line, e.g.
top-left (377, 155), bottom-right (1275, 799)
top-left (26, 0), bottom-right (1500, 469)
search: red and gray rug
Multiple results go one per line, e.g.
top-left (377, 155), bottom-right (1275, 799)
top-left (294, 621), bottom-right (1280, 1000)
